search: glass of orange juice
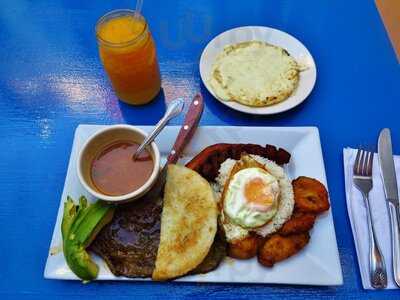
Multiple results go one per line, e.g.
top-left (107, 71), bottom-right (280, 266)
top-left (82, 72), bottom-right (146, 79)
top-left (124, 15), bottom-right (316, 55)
top-left (96, 10), bottom-right (161, 105)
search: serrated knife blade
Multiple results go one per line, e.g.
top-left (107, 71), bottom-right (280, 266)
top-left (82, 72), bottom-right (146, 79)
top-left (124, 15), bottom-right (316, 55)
top-left (378, 128), bottom-right (400, 287)
top-left (378, 128), bottom-right (399, 204)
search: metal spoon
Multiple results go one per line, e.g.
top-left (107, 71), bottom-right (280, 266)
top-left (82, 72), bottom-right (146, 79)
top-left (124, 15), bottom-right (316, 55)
top-left (132, 98), bottom-right (184, 160)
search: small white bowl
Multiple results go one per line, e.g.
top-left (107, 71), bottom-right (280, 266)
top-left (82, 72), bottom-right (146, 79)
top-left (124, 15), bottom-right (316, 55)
top-left (77, 125), bottom-right (160, 203)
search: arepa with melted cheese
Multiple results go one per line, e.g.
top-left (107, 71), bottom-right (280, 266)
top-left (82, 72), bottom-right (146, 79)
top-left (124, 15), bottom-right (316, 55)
top-left (152, 165), bottom-right (218, 281)
top-left (209, 41), bottom-right (300, 107)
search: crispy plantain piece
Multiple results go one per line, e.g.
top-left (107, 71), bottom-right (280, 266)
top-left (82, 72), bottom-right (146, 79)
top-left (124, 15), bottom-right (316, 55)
top-left (257, 233), bottom-right (310, 267)
top-left (279, 211), bottom-right (316, 235)
top-left (227, 235), bottom-right (259, 259)
top-left (292, 176), bottom-right (330, 214)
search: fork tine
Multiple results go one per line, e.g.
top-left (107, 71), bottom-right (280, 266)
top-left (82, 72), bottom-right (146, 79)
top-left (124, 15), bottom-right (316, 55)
top-left (354, 149), bottom-right (361, 174)
top-left (362, 151), bottom-right (368, 176)
top-left (360, 150), bottom-right (366, 176)
top-left (367, 151), bottom-right (374, 176)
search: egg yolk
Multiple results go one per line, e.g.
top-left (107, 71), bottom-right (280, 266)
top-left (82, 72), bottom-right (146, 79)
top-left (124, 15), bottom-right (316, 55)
top-left (244, 177), bottom-right (276, 212)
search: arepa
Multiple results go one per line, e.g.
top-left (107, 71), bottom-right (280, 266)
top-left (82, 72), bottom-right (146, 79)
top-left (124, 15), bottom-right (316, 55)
top-left (208, 41), bottom-right (300, 107)
top-left (152, 164), bottom-right (217, 281)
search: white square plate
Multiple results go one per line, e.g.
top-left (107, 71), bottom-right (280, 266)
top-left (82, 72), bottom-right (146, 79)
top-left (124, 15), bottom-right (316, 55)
top-left (44, 125), bottom-right (342, 285)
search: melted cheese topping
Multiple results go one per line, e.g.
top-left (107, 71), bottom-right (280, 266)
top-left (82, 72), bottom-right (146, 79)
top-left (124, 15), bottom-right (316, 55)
top-left (209, 41), bottom-right (299, 107)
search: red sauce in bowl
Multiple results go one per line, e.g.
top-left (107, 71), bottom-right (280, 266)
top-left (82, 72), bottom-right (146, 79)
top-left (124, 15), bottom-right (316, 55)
top-left (90, 141), bottom-right (154, 196)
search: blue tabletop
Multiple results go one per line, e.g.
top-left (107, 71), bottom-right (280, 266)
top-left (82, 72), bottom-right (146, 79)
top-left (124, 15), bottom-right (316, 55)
top-left (1, 0), bottom-right (400, 299)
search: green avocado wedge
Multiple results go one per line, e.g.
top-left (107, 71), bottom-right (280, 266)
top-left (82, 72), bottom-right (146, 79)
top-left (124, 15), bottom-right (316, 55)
top-left (61, 196), bottom-right (115, 282)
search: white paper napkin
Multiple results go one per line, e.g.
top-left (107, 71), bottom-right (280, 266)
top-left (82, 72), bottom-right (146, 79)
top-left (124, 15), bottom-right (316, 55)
top-left (343, 147), bottom-right (400, 289)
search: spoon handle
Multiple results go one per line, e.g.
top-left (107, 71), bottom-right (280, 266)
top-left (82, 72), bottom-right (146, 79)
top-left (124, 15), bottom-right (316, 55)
top-left (133, 98), bottom-right (184, 160)
top-left (167, 93), bottom-right (204, 164)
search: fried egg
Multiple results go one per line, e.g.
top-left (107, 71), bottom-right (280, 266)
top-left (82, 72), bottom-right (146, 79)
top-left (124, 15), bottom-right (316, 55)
top-left (215, 155), bottom-right (294, 242)
top-left (224, 167), bottom-right (279, 228)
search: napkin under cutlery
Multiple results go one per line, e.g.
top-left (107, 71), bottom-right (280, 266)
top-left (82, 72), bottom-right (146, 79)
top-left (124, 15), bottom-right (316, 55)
top-left (343, 147), bottom-right (400, 289)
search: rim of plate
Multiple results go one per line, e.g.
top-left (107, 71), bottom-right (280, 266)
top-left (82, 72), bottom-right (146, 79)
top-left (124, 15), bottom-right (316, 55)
top-left (199, 26), bottom-right (317, 115)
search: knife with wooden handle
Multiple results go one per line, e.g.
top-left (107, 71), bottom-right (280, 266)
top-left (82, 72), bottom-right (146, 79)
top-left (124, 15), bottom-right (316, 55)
top-left (378, 128), bottom-right (400, 287)
top-left (166, 93), bottom-right (204, 164)
top-left (140, 93), bottom-right (204, 201)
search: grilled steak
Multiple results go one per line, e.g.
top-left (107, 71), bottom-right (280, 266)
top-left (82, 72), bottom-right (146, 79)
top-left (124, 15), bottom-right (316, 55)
top-left (90, 196), bottom-right (162, 277)
top-left (90, 196), bottom-right (226, 278)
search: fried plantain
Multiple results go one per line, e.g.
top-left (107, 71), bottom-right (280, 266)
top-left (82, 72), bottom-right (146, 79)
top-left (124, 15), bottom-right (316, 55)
top-left (257, 232), bottom-right (310, 267)
top-left (227, 235), bottom-right (259, 259)
top-left (279, 211), bottom-right (316, 235)
top-left (292, 176), bottom-right (330, 214)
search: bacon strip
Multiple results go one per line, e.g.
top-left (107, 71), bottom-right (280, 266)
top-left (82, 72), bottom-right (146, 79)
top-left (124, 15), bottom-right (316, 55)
top-left (185, 143), bottom-right (290, 181)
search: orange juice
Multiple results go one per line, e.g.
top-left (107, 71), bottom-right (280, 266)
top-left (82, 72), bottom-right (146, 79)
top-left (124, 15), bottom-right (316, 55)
top-left (96, 10), bottom-right (161, 105)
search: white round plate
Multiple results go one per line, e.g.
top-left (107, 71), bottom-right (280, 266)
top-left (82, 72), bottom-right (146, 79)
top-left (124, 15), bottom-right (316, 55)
top-left (200, 26), bottom-right (317, 115)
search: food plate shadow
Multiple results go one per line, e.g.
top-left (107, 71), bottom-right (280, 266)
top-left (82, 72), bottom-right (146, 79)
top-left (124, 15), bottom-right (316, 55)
top-left (87, 280), bottom-right (340, 291)
top-left (118, 89), bottom-right (166, 125)
top-left (201, 83), bottom-right (311, 125)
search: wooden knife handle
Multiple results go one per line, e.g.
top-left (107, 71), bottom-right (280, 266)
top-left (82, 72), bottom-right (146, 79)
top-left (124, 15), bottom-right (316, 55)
top-left (167, 93), bottom-right (204, 164)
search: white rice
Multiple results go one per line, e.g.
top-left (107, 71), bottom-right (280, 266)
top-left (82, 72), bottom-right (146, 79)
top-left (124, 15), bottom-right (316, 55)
top-left (214, 154), bottom-right (294, 240)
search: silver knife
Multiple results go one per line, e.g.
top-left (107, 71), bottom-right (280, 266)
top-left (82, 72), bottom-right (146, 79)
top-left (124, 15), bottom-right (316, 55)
top-left (378, 128), bottom-right (400, 287)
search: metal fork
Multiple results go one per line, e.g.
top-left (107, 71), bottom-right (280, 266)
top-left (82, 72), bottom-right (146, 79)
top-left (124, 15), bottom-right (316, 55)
top-left (353, 149), bottom-right (387, 289)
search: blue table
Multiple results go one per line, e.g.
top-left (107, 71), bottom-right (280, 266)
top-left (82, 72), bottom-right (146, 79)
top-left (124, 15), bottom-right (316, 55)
top-left (1, 0), bottom-right (399, 299)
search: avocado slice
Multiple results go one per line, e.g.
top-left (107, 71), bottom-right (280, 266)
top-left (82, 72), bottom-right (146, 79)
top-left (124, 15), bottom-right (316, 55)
top-left (61, 196), bottom-right (115, 282)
